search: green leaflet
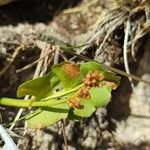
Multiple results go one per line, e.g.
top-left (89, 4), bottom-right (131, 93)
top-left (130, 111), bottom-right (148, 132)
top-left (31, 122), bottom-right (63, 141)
top-left (89, 87), bottom-right (111, 107)
top-left (103, 71), bottom-right (121, 84)
top-left (74, 100), bottom-right (96, 117)
top-left (80, 61), bottom-right (120, 84)
top-left (17, 73), bottom-right (51, 98)
top-left (52, 63), bottom-right (84, 89)
top-left (17, 72), bottom-right (61, 99)
top-left (49, 72), bottom-right (61, 90)
top-left (80, 61), bottom-right (105, 76)
top-left (26, 103), bottom-right (69, 128)
top-left (73, 87), bottom-right (111, 117)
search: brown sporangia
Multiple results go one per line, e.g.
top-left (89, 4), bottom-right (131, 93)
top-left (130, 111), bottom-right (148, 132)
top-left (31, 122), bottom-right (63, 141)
top-left (62, 63), bottom-right (80, 78)
top-left (77, 86), bottom-right (91, 99)
top-left (67, 70), bottom-right (105, 109)
top-left (67, 97), bottom-right (84, 109)
top-left (83, 70), bottom-right (105, 87)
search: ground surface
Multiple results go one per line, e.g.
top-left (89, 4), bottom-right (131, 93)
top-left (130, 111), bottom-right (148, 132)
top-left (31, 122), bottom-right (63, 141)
top-left (0, 0), bottom-right (150, 149)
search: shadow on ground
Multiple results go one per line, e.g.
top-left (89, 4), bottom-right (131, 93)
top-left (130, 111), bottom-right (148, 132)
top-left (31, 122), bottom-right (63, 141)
top-left (0, 0), bottom-right (82, 25)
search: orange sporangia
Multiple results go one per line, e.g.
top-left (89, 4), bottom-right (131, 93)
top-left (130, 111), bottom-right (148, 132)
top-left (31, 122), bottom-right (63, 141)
top-left (62, 63), bottom-right (80, 78)
top-left (67, 70), bottom-right (105, 109)
top-left (92, 70), bottom-right (104, 81)
top-left (83, 70), bottom-right (105, 87)
top-left (67, 97), bottom-right (84, 109)
top-left (77, 86), bottom-right (91, 99)
top-left (75, 70), bottom-right (105, 101)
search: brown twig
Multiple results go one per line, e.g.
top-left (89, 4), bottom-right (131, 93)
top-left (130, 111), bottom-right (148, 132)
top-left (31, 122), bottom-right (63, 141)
top-left (61, 119), bottom-right (68, 150)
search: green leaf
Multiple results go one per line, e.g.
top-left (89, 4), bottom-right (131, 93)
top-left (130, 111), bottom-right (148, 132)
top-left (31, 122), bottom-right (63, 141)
top-left (49, 72), bottom-right (61, 90)
top-left (89, 87), bottom-right (111, 107)
top-left (17, 73), bottom-right (51, 98)
top-left (26, 103), bottom-right (69, 128)
top-left (74, 100), bottom-right (95, 117)
top-left (80, 61), bottom-right (120, 84)
top-left (80, 61), bottom-right (105, 76)
top-left (103, 71), bottom-right (121, 84)
top-left (52, 63), bottom-right (83, 89)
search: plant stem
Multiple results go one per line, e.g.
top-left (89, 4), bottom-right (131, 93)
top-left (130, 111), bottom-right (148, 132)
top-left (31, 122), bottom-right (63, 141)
top-left (0, 98), bottom-right (33, 108)
top-left (42, 84), bottom-right (82, 101)
top-left (0, 84), bottom-right (82, 108)
top-left (32, 99), bottom-right (66, 107)
top-left (0, 98), bottom-right (66, 108)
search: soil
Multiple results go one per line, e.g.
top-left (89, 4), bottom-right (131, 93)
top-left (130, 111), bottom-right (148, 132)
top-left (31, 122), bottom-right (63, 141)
top-left (0, 0), bottom-right (150, 149)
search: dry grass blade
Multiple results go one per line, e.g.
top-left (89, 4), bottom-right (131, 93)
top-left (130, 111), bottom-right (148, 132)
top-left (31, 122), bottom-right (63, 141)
top-left (123, 20), bottom-right (132, 83)
top-left (95, 14), bottom-right (126, 58)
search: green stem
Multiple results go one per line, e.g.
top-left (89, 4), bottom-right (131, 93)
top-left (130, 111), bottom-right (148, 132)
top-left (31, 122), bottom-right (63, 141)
top-left (0, 97), bottom-right (33, 108)
top-left (0, 84), bottom-right (82, 108)
top-left (0, 98), bottom-right (66, 108)
top-left (42, 84), bottom-right (82, 101)
top-left (32, 99), bottom-right (66, 107)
